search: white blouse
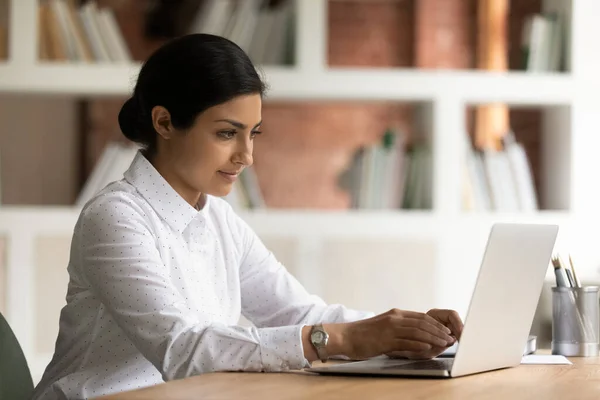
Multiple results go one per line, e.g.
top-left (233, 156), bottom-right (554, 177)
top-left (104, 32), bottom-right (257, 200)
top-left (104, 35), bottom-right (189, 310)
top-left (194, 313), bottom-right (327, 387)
top-left (32, 151), bottom-right (372, 400)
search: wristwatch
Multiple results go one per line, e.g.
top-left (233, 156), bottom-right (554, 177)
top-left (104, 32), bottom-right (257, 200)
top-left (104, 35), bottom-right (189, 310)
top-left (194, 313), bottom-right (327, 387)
top-left (309, 324), bottom-right (329, 362)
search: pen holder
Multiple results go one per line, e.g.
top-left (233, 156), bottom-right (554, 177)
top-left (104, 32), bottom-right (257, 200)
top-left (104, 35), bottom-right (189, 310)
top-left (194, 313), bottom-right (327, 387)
top-left (551, 286), bottom-right (600, 357)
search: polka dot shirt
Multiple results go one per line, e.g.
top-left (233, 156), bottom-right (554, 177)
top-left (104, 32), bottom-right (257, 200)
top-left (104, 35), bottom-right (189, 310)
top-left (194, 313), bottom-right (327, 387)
top-left (32, 151), bottom-right (372, 400)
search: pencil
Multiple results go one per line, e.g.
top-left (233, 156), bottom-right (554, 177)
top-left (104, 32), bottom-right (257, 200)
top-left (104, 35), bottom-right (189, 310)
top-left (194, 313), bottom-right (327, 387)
top-left (568, 254), bottom-right (582, 288)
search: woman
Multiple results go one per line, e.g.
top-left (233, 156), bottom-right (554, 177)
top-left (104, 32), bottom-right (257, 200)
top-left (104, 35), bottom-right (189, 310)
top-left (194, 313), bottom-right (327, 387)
top-left (33, 34), bottom-right (462, 400)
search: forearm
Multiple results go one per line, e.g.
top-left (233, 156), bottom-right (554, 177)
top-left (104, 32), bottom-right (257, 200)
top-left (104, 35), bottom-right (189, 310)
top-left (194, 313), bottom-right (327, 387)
top-left (148, 323), bottom-right (313, 379)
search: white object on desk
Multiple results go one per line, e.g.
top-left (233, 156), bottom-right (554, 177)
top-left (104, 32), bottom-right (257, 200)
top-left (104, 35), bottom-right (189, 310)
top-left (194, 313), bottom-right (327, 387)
top-left (521, 355), bottom-right (572, 365)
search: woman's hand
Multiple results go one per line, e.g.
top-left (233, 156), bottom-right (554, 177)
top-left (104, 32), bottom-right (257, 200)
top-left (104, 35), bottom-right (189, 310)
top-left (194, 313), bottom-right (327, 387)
top-left (385, 308), bottom-right (464, 360)
top-left (326, 308), bottom-right (457, 361)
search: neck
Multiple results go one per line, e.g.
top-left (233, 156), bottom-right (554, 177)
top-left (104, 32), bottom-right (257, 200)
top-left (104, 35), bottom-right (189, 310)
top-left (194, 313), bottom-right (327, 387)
top-left (147, 151), bottom-right (203, 208)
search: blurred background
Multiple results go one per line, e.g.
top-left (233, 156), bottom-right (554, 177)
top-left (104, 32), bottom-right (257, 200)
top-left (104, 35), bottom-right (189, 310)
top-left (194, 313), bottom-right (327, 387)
top-left (1, 0), bottom-right (600, 384)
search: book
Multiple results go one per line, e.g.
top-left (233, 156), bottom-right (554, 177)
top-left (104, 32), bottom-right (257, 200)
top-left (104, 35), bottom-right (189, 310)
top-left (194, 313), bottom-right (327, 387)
top-left (38, 0), bottom-right (131, 63)
top-left (77, 142), bottom-right (139, 206)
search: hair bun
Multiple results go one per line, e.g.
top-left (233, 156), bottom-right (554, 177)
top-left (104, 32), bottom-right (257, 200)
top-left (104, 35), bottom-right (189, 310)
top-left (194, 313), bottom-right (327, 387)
top-left (118, 97), bottom-right (141, 142)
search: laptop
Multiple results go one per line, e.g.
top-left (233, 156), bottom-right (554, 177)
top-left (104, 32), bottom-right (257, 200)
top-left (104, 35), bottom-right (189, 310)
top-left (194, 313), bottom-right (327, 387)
top-left (306, 223), bottom-right (559, 378)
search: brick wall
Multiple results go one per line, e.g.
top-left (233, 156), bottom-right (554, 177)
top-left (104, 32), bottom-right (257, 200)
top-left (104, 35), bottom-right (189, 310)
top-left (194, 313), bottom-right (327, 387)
top-left (87, 0), bottom-right (543, 209)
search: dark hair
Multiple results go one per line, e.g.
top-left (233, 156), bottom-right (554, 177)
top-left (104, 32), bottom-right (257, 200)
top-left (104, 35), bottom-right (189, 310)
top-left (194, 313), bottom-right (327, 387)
top-left (118, 34), bottom-right (267, 155)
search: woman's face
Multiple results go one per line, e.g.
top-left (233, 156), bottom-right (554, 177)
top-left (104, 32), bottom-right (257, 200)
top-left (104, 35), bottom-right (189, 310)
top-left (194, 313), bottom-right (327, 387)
top-left (152, 94), bottom-right (262, 204)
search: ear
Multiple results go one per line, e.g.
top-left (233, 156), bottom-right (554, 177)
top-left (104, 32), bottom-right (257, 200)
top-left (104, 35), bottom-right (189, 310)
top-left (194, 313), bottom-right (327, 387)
top-left (151, 106), bottom-right (175, 139)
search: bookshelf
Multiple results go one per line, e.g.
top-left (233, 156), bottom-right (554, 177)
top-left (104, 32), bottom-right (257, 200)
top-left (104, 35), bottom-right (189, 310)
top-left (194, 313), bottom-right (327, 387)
top-left (0, 63), bottom-right (576, 99)
top-left (2, 0), bottom-right (600, 383)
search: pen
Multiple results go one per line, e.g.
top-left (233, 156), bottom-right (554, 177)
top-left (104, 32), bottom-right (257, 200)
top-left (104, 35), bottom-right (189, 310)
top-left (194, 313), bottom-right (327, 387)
top-left (552, 255), bottom-right (594, 340)
top-left (551, 255), bottom-right (571, 287)
top-left (558, 254), bottom-right (578, 288)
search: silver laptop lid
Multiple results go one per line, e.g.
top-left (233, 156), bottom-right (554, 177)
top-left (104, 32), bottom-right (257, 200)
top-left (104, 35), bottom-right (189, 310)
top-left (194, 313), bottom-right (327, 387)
top-left (451, 223), bottom-right (558, 377)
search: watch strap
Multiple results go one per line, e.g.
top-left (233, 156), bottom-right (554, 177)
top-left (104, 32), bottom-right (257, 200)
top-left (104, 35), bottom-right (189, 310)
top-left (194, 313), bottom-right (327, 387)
top-left (310, 324), bottom-right (329, 363)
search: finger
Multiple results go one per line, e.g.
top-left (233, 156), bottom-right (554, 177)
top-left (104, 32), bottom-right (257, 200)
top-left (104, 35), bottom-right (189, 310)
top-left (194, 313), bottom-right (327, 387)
top-left (428, 309), bottom-right (463, 339)
top-left (400, 317), bottom-right (454, 344)
top-left (447, 311), bottom-right (464, 339)
top-left (401, 311), bottom-right (452, 335)
top-left (393, 339), bottom-right (432, 352)
top-left (395, 325), bottom-right (452, 348)
top-left (423, 313), bottom-right (454, 336)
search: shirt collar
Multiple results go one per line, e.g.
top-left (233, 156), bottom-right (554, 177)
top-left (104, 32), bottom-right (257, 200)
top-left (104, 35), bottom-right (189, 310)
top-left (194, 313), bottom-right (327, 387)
top-left (124, 151), bottom-right (209, 234)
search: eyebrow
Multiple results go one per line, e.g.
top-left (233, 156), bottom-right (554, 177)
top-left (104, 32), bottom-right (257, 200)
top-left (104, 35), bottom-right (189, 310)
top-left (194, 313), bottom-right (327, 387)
top-left (215, 119), bottom-right (262, 129)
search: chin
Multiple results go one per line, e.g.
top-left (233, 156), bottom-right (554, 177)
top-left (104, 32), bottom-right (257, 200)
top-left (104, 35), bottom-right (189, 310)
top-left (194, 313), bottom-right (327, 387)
top-left (207, 184), bottom-right (233, 198)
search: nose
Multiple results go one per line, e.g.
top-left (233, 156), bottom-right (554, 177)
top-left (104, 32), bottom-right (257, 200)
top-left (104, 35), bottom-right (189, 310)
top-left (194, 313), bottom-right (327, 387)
top-left (232, 136), bottom-right (253, 166)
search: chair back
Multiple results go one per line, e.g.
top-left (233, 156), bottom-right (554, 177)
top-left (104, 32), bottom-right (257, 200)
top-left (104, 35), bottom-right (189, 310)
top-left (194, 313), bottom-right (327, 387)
top-left (0, 311), bottom-right (34, 400)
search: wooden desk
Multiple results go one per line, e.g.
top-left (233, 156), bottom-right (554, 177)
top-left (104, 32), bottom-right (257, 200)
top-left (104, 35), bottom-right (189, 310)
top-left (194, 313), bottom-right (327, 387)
top-left (97, 356), bottom-right (600, 400)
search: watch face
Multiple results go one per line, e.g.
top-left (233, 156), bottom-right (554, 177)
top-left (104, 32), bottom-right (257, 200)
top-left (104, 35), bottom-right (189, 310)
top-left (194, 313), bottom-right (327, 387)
top-left (311, 331), bottom-right (324, 343)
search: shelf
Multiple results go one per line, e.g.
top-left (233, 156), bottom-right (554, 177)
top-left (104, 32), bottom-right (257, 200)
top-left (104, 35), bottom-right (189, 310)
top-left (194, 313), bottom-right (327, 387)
top-left (0, 63), bottom-right (575, 104)
top-left (268, 69), bottom-right (575, 104)
top-left (0, 63), bottom-right (142, 96)
top-left (0, 206), bottom-right (574, 238)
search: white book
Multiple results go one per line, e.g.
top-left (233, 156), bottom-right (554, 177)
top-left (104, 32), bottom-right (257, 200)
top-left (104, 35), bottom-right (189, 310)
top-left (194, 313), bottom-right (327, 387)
top-left (50, 0), bottom-right (78, 60)
top-left (343, 149), bottom-right (363, 209)
top-left (545, 13), bottom-right (562, 72)
top-left (91, 5), bottom-right (120, 62)
top-left (543, 0), bottom-right (571, 71)
top-left (60, 0), bottom-right (91, 61)
top-left (77, 143), bottom-right (120, 206)
top-left (372, 146), bottom-right (388, 209)
top-left (262, 2), bottom-right (291, 65)
top-left (382, 141), bottom-right (406, 210)
top-left (104, 145), bottom-right (138, 186)
top-left (229, 0), bottom-right (261, 52)
top-left (402, 150), bottom-right (420, 209)
top-left (222, 0), bottom-right (241, 40)
top-left (395, 156), bottom-right (410, 210)
top-left (527, 15), bottom-right (551, 71)
top-left (504, 134), bottom-right (538, 211)
top-left (483, 148), bottom-right (520, 211)
top-left (97, 8), bottom-right (131, 62)
top-left (472, 152), bottom-right (492, 211)
top-left (202, 0), bottom-right (234, 37)
top-left (406, 146), bottom-right (432, 209)
top-left (188, 0), bottom-right (217, 33)
top-left (463, 134), bottom-right (491, 211)
top-left (420, 147), bottom-right (433, 209)
top-left (521, 16), bottom-right (533, 69)
top-left (248, 9), bottom-right (276, 64)
top-left (77, 143), bottom-right (139, 206)
top-left (79, 2), bottom-right (111, 62)
top-left (359, 145), bottom-right (377, 209)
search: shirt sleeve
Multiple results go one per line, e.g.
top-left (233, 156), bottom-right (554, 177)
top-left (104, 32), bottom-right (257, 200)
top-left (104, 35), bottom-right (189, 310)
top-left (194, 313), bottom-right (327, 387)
top-left (231, 208), bottom-right (375, 330)
top-left (77, 195), bottom-right (313, 381)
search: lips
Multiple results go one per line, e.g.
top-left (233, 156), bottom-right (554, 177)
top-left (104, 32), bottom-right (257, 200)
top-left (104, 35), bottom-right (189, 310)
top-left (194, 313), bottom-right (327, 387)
top-left (218, 170), bottom-right (241, 182)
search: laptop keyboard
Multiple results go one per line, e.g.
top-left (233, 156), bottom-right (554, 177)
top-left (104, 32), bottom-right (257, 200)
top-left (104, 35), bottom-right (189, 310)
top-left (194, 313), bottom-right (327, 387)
top-left (381, 358), bottom-right (454, 371)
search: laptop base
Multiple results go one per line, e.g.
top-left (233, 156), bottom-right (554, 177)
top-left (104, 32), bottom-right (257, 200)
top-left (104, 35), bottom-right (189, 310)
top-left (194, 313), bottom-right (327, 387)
top-left (306, 357), bottom-right (452, 378)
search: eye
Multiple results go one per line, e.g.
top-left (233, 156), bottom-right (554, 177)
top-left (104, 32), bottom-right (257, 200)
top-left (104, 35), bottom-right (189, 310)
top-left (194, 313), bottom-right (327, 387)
top-left (250, 130), bottom-right (262, 139)
top-left (217, 130), bottom-right (236, 139)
